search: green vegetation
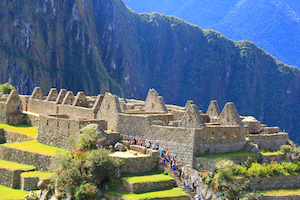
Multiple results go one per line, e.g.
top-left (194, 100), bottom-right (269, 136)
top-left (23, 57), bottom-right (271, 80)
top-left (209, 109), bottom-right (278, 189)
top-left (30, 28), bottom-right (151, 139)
top-left (256, 187), bottom-right (300, 195)
top-left (0, 124), bottom-right (38, 139)
top-left (0, 83), bottom-right (15, 94)
top-left (106, 187), bottom-right (188, 199)
top-left (0, 159), bottom-right (36, 171)
top-left (0, 185), bottom-right (31, 200)
top-left (49, 127), bottom-right (122, 200)
top-left (197, 151), bottom-right (257, 159)
top-left (2, 140), bottom-right (66, 156)
top-left (260, 149), bottom-right (282, 156)
top-left (21, 171), bottom-right (55, 179)
top-left (121, 169), bottom-right (174, 183)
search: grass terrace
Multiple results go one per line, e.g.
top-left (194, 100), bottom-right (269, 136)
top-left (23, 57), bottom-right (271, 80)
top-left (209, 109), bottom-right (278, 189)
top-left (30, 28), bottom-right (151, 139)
top-left (260, 149), bottom-right (282, 156)
top-left (107, 187), bottom-right (188, 199)
top-left (2, 140), bottom-right (67, 156)
top-left (121, 169), bottom-right (174, 183)
top-left (0, 160), bottom-right (36, 171)
top-left (0, 124), bottom-right (37, 139)
top-left (256, 187), bottom-right (300, 195)
top-left (21, 171), bottom-right (55, 179)
top-left (0, 185), bottom-right (33, 200)
top-left (197, 150), bottom-right (257, 159)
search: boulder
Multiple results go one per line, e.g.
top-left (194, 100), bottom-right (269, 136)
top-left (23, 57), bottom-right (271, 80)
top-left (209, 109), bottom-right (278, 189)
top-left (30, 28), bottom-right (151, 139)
top-left (114, 142), bottom-right (126, 151)
top-left (37, 180), bottom-right (48, 190)
top-left (24, 190), bottom-right (37, 200)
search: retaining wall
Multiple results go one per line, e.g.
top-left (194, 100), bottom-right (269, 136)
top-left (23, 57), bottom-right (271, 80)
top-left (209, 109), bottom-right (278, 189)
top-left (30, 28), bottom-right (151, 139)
top-left (234, 174), bottom-right (300, 190)
top-left (122, 179), bottom-right (176, 193)
top-left (247, 132), bottom-right (289, 150)
top-left (0, 146), bottom-right (51, 171)
top-left (0, 168), bottom-right (24, 188)
top-left (1, 130), bottom-right (35, 143)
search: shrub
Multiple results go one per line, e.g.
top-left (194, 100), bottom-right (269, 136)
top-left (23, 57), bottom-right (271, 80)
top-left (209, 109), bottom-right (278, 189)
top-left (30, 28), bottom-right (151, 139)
top-left (215, 159), bottom-right (236, 181)
top-left (75, 128), bottom-right (104, 151)
top-left (280, 145), bottom-right (293, 155)
top-left (282, 162), bottom-right (299, 174)
top-left (0, 82), bottom-right (15, 94)
top-left (74, 182), bottom-right (99, 200)
top-left (50, 127), bottom-right (122, 197)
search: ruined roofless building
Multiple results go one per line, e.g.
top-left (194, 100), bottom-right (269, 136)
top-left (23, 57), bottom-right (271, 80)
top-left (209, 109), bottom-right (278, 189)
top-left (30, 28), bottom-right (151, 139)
top-left (11, 87), bottom-right (289, 167)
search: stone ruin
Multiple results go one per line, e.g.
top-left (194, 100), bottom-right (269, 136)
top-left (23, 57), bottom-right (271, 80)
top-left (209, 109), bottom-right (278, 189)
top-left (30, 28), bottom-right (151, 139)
top-left (1, 87), bottom-right (289, 167)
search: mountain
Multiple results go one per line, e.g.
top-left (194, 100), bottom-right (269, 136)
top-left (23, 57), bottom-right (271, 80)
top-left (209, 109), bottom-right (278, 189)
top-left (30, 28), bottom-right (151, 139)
top-left (123, 0), bottom-right (300, 68)
top-left (0, 0), bottom-right (300, 142)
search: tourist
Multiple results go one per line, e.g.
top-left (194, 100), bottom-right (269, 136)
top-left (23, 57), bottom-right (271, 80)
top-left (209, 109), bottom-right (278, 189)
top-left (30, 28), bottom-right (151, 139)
top-left (194, 194), bottom-right (202, 200)
top-left (159, 147), bottom-right (164, 157)
top-left (155, 143), bottom-right (159, 150)
top-left (152, 143), bottom-right (156, 150)
top-left (181, 172), bottom-right (185, 184)
top-left (131, 137), bottom-right (136, 145)
top-left (172, 163), bottom-right (176, 171)
top-left (186, 180), bottom-right (190, 191)
top-left (122, 135), bottom-right (126, 140)
top-left (138, 140), bottom-right (143, 146)
top-left (192, 181), bottom-right (197, 192)
top-left (178, 168), bottom-right (182, 180)
top-left (145, 141), bottom-right (151, 148)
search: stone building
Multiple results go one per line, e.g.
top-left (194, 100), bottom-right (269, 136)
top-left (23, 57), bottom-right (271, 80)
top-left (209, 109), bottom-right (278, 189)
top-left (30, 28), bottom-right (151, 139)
top-left (11, 87), bottom-right (289, 167)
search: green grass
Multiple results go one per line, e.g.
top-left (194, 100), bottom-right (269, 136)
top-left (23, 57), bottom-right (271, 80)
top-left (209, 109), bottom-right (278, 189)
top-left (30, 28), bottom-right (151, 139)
top-left (21, 171), bottom-right (55, 179)
top-left (0, 185), bottom-right (33, 200)
top-left (107, 187), bottom-right (188, 199)
top-left (121, 169), bottom-right (174, 183)
top-left (260, 149), bottom-right (282, 156)
top-left (0, 160), bottom-right (36, 171)
top-left (196, 150), bottom-right (257, 159)
top-left (0, 124), bottom-right (37, 139)
top-left (2, 140), bottom-right (67, 156)
top-left (256, 187), bottom-right (300, 195)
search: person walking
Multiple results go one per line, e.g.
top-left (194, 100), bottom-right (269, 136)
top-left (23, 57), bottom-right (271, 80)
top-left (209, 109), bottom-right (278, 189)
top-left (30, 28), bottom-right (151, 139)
top-left (193, 181), bottom-right (197, 192)
top-left (186, 180), bottom-right (190, 191)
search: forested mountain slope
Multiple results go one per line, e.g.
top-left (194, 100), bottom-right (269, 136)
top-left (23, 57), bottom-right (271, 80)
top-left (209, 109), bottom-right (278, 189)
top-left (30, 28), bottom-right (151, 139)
top-left (123, 0), bottom-right (300, 68)
top-left (0, 0), bottom-right (299, 142)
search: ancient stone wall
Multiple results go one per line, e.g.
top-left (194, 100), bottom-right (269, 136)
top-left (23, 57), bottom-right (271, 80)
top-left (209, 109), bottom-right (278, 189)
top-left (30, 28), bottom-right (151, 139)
top-left (0, 168), bottom-right (24, 188)
top-left (261, 126), bottom-right (279, 134)
top-left (194, 125), bottom-right (246, 155)
top-left (97, 93), bottom-right (122, 130)
top-left (27, 99), bottom-right (57, 115)
top-left (1, 130), bottom-right (35, 143)
top-left (0, 102), bottom-right (6, 124)
top-left (122, 179), bottom-right (175, 193)
top-left (116, 114), bottom-right (153, 139)
top-left (247, 132), bottom-right (289, 150)
top-left (58, 104), bottom-right (96, 120)
top-left (37, 115), bottom-right (107, 148)
top-left (234, 174), bottom-right (300, 190)
top-left (144, 89), bottom-right (168, 113)
top-left (150, 113), bottom-right (173, 126)
top-left (0, 146), bottom-right (51, 171)
top-left (118, 151), bottom-right (159, 173)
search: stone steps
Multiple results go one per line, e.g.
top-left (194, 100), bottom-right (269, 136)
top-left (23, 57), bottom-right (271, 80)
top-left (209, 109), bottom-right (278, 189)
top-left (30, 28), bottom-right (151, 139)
top-left (162, 164), bottom-right (197, 200)
top-left (0, 159), bottom-right (36, 189)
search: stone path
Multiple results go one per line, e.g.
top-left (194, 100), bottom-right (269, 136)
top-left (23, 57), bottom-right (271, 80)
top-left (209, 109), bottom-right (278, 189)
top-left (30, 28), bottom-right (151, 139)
top-left (162, 164), bottom-right (197, 200)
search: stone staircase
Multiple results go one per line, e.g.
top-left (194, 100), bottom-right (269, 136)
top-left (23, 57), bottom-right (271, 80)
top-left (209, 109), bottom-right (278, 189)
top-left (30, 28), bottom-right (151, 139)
top-left (162, 164), bottom-right (197, 200)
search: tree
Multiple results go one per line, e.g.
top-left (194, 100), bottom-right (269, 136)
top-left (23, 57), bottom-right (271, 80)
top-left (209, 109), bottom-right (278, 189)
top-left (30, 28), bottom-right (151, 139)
top-left (0, 82), bottom-right (15, 94)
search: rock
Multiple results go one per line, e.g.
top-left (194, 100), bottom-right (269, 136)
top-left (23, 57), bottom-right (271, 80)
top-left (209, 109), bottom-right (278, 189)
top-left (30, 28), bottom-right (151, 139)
top-left (25, 190), bottom-right (37, 200)
top-left (37, 190), bottom-right (42, 199)
top-left (37, 180), bottom-right (48, 190)
top-left (114, 142), bottom-right (126, 151)
top-left (40, 189), bottom-right (50, 200)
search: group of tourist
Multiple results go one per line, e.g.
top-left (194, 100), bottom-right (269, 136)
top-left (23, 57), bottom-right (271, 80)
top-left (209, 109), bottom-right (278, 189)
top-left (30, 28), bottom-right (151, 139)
top-left (122, 136), bottom-right (160, 150)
